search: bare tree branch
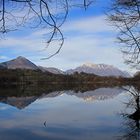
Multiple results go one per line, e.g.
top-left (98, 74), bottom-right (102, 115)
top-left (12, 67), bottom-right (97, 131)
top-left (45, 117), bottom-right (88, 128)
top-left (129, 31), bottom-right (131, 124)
top-left (0, 0), bottom-right (94, 59)
top-left (108, 0), bottom-right (140, 67)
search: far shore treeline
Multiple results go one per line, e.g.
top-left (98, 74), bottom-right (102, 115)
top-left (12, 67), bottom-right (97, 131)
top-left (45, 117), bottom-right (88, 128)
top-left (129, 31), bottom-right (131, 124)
top-left (0, 69), bottom-right (139, 86)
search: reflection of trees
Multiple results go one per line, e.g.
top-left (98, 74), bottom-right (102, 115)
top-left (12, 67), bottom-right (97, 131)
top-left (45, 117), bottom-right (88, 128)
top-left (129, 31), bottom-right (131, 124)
top-left (119, 117), bottom-right (140, 140)
top-left (123, 86), bottom-right (140, 120)
top-left (119, 86), bottom-right (140, 140)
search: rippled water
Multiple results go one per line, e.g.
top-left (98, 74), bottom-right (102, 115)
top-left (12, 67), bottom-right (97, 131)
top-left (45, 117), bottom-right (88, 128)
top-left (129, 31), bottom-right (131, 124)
top-left (0, 87), bottom-right (139, 140)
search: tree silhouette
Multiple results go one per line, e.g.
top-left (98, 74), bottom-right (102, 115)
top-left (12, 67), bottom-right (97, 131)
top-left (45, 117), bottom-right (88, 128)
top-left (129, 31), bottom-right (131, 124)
top-left (0, 0), bottom-right (94, 58)
top-left (109, 0), bottom-right (140, 67)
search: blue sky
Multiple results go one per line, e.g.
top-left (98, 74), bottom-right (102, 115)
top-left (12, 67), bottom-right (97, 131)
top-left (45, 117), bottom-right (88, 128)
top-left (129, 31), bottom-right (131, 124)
top-left (0, 0), bottom-right (136, 73)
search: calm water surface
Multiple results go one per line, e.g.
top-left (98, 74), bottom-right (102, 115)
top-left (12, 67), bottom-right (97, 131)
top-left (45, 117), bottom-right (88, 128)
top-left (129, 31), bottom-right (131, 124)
top-left (0, 87), bottom-right (139, 140)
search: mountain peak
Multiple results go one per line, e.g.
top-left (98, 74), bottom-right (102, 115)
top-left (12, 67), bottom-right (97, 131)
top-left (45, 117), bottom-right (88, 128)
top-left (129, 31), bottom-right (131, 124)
top-left (0, 56), bottom-right (38, 70)
top-left (66, 63), bottom-right (130, 77)
top-left (82, 62), bottom-right (96, 67)
top-left (38, 66), bottom-right (64, 74)
top-left (16, 56), bottom-right (27, 60)
top-left (82, 63), bottom-right (114, 69)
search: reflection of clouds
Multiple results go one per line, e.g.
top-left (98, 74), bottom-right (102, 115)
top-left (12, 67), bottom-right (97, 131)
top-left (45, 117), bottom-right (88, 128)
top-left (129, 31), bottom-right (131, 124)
top-left (0, 112), bottom-right (47, 129)
top-left (0, 106), bottom-right (10, 110)
top-left (0, 128), bottom-right (48, 140)
top-left (0, 88), bottom-right (124, 129)
top-left (0, 89), bottom-right (120, 129)
top-left (0, 88), bottom-right (130, 140)
top-left (31, 129), bottom-right (48, 137)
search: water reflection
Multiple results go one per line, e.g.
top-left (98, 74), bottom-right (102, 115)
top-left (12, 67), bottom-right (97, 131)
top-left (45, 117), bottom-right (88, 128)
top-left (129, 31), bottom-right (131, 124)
top-left (0, 87), bottom-right (123, 109)
top-left (0, 85), bottom-right (139, 140)
top-left (119, 86), bottom-right (140, 140)
top-left (0, 96), bottom-right (38, 109)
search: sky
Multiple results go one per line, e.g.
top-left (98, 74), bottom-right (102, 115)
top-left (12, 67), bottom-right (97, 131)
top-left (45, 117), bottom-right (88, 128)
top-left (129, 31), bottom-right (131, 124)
top-left (0, 0), bottom-right (137, 73)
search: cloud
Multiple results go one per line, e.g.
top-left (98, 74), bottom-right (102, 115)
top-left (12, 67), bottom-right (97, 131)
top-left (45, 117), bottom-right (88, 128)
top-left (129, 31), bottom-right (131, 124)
top-left (31, 15), bottom-right (115, 37)
top-left (0, 56), bottom-right (9, 60)
top-left (28, 34), bottom-right (127, 71)
top-left (0, 14), bottom-right (132, 72)
top-left (62, 15), bottom-right (114, 34)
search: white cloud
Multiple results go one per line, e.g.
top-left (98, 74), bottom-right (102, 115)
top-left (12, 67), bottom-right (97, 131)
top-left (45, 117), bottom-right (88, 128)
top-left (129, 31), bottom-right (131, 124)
top-left (30, 15), bottom-right (115, 37)
top-left (0, 56), bottom-right (9, 60)
top-left (62, 15), bottom-right (114, 33)
top-left (0, 14), bottom-right (133, 72)
top-left (26, 34), bottom-right (127, 72)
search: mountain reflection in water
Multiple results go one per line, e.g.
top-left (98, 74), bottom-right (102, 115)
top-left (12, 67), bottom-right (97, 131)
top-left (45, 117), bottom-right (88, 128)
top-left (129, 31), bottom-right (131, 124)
top-left (0, 87), bottom-right (123, 109)
top-left (0, 85), bottom-right (139, 140)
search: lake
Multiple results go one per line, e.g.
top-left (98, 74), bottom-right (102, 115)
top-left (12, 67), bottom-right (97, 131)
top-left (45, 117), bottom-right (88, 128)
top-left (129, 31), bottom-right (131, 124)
top-left (0, 86), bottom-right (139, 140)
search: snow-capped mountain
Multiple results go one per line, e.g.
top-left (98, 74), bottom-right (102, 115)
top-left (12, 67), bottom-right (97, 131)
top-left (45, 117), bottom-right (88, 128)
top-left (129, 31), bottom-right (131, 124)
top-left (0, 57), bottom-right (130, 77)
top-left (38, 66), bottom-right (64, 75)
top-left (66, 88), bottom-right (123, 102)
top-left (0, 56), bottom-right (39, 70)
top-left (66, 62), bottom-right (130, 77)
